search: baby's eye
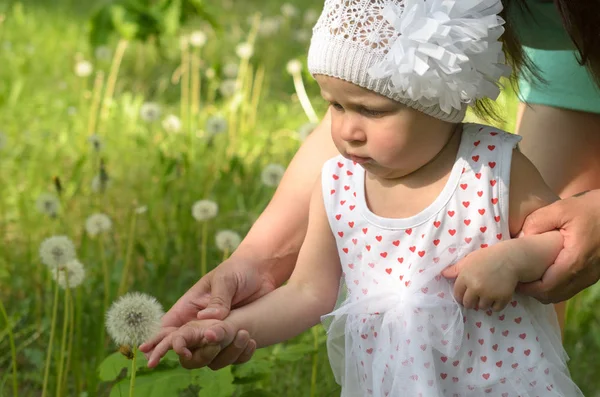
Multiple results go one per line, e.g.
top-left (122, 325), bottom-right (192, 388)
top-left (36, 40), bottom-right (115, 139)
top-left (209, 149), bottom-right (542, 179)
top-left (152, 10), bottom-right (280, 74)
top-left (330, 103), bottom-right (344, 111)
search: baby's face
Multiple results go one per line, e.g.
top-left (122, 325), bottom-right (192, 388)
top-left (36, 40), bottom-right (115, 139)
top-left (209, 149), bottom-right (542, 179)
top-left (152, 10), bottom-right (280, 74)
top-left (315, 75), bottom-right (457, 180)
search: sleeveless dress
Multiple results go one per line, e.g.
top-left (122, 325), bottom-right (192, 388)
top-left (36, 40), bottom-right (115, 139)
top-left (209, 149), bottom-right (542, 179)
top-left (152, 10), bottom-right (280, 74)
top-left (320, 123), bottom-right (583, 396)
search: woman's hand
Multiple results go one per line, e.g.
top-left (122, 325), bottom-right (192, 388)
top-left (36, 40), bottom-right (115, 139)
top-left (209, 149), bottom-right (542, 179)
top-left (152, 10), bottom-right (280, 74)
top-left (139, 253), bottom-right (277, 369)
top-left (516, 190), bottom-right (600, 303)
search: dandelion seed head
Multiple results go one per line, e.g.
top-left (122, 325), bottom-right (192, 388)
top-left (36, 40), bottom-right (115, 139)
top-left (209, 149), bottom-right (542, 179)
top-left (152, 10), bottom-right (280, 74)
top-left (91, 173), bottom-right (110, 193)
top-left (140, 102), bottom-right (161, 123)
top-left (205, 116), bottom-right (227, 137)
top-left (304, 9), bottom-right (319, 25)
top-left (39, 235), bottom-right (77, 269)
top-left (53, 259), bottom-right (85, 289)
top-left (135, 206), bottom-right (147, 215)
top-left (162, 114), bottom-right (182, 133)
top-left (36, 193), bottom-right (61, 218)
top-left (85, 213), bottom-right (112, 237)
top-left (192, 199), bottom-right (218, 221)
top-left (74, 60), bottom-right (93, 77)
top-left (95, 46), bottom-right (112, 61)
top-left (261, 164), bottom-right (286, 187)
top-left (105, 292), bottom-right (164, 347)
top-left (215, 230), bottom-right (242, 252)
top-left (223, 63), bottom-right (238, 79)
top-left (259, 17), bottom-right (280, 37)
top-left (281, 3), bottom-right (298, 18)
top-left (219, 80), bottom-right (237, 98)
top-left (88, 134), bottom-right (103, 152)
top-left (205, 68), bottom-right (216, 79)
top-left (235, 42), bottom-right (254, 60)
top-left (189, 31), bottom-right (207, 48)
top-left (294, 30), bottom-right (311, 43)
top-left (297, 122), bottom-right (317, 141)
top-left (286, 59), bottom-right (302, 75)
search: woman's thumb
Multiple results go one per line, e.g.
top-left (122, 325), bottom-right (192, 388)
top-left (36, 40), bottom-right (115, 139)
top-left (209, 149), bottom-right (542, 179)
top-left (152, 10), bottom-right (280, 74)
top-left (196, 274), bottom-right (237, 320)
top-left (521, 200), bottom-right (563, 236)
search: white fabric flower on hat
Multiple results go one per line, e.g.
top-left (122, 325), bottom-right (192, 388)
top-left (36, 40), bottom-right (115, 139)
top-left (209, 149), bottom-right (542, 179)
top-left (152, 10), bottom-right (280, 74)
top-left (368, 0), bottom-right (510, 114)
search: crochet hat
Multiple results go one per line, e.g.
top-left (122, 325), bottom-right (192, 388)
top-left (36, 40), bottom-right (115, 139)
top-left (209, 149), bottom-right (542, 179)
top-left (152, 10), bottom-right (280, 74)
top-left (307, 0), bottom-right (512, 123)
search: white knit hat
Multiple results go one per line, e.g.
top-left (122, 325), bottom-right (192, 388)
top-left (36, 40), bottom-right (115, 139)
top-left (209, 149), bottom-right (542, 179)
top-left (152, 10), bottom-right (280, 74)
top-left (307, 0), bottom-right (511, 123)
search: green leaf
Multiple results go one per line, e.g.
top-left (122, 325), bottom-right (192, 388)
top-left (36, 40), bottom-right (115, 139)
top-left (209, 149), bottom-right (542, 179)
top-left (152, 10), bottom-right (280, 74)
top-left (273, 343), bottom-right (317, 362)
top-left (197, 367), bottom-right (235, 397)
top-left (98, 351), bottom-right (150, 381)
top-left (88, 5), bottom-right (114, 47)
top-left (231, 359), bottom-right (273, 384)
top-left (238, 390), bottom-right (279, 397)
top-left (109, 366), bottom-right (196, 397)
top-left (110, 4), bottom-right (139, 40)
top-left (160, 0), bottom-right (182, 37)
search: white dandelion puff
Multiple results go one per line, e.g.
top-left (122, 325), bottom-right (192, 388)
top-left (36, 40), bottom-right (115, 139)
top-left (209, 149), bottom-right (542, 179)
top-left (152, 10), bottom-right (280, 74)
top-left (223, 63), bottom-right (238, 78)
top-left (53, 259), bottom-right (86, 289)
top-left (205, 68), bottom-right (216, 80)
top-left (304, 9), bottom-right (319, 25)
top-left (39, 236), bottom-right (77, 269)
top-left (294, 30), bottom-right (311, 43)
top-left (235, 42), bottom-right (253, 60)
top-left (261, 164), bottom-right (286, 187)
top-left (74, 60), bottom-right (93, 77)
top-left (88, 134), bottom-right (103, 152)
top-left (219, 80), bottom-right (237, 98)
top-left (258, 17), bottom-right (281, 37)
top-left (192, 200), bottom-right (218, 221)
top-left (140, 102), bottom-right (161, 123)
top-left (215, 230), bottom-right (242, 252)
top-left (36, 193), bottom-right (61, 217)
top-left (162, 114), bottom-right (182, 133)
top-left (189, 31), bottom-right (207, 48)
top-left (286, 59), bottom-right (302, 75)
top-left (94, 46), bottom-right (112, 61)
top-left (281, 3), bottom-right (298, 18)
top-left (297, 122), bottom-right (317, 141)
top-left (105, 292), bottom-right (164, 347)
top-left (91, 173), bottom-right (110, 193)
top-left (205, 116), bottom-right (227, 137)
top-left (85, 213), bottom-right (112, 237)
top-left (135, 206), bottom-right (147, 215)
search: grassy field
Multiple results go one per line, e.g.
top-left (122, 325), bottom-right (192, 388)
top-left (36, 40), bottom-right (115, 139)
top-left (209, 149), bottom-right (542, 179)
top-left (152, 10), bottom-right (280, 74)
top-left (0, 0), bottom-right (599, 396)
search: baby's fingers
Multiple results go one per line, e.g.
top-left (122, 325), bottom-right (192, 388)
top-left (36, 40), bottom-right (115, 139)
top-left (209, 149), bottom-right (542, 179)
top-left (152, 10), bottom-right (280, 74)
top-left (147, 334), bottom-right (175, 368)
top-left (172, 326), bottom-right (207, 359)
top-left (139, 327), bottom-right (178, 354)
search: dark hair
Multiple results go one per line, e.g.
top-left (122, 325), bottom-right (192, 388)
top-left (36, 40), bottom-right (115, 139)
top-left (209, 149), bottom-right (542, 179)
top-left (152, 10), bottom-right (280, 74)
top-left (472, 0), bottom-right (600, 122)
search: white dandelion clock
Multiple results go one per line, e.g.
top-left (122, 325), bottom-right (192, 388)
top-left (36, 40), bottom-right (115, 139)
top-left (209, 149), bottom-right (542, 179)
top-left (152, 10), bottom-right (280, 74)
top-left (162, 114), bottom-right (182, 133)
top-left (205, 116), bottom-right (227, 137)
top-left (205, 68), bottom-right (216, 80)
top-left (105, 292), bottom-right (164, 347)
top-left (135, 206), bottom-right (148, 215)
top-left (215, 230), bottom-right (242, 252)
top-left (85, 213), bottom-right (112, 237)
top-left (53, 259), bottom-right (86, 289)
top-left (192, 200), bottom-right (218, 221)
top-left (74, 60), bottom-right (93, 77)
top-left (95, 46), bottom-right (112, 61)
top-left (39, 236), bottom-right (77, 269)
top-left (297, 122), bottom-right (317, 141)
top-left (235, 42), bottom-right (253, 60)
top-left (36, 193), bottom-right (61, 217)
top-left (261, 164), bottom-right (286, 187)
top-left (286, 59), bottom-right (302, 75)
top-left (281, 3), bottom-right (298, 18)
top-left (304, 9), bottom-right (319, 25)
top-left (88, 134), bottom-right (103, 152)
top-left (140, 102), bottom-right (161, 123)
top-left (219, 79), bottom-right (237, 98)
top-left (189, 31), bottom-right (207, 48)
top-left (259, 17), bottom-right (280, 37)
top-left (223, 63), bottom-right (238, 78)
top-left (294, 30), bottom-right (311, 43)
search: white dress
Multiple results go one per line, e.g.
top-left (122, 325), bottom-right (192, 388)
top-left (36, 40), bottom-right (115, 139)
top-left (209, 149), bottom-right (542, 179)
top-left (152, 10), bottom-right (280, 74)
top-left (320, 124), bottom-right (583, 396)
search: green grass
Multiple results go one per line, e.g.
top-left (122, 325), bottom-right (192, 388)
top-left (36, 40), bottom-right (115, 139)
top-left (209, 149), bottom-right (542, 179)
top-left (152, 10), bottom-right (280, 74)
top-left (0, 0), bottom-right (599, 396)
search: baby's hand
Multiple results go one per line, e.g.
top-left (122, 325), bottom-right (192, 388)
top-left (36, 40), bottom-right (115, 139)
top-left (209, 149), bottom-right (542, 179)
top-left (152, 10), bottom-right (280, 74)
top-left (443, 248), bottom-right (519, 312)
top-left (147, 319), bottom-right (237, 368)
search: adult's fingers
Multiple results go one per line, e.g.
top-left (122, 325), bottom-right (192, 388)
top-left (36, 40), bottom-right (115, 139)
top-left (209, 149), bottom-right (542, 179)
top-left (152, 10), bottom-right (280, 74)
top-left (206, 330), bottom-right (252, 370)
top-left (516, 262), bottom-right (573, 304)
top-left (234, 339), bottom-right (257, 365)
top-left (520, 200), bottom-right (566, 237)
top-left (196, 272), bottom-right (239, 321)
top-left (180, 345), bottom-right (222, 370)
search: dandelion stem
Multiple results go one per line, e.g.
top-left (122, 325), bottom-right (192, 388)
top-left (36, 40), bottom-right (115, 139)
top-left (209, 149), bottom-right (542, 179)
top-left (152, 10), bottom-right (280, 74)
top-left (180, 36), bottom-right (191, 135)
top-left (191, 48), bottom-right (202, 120)
top-left (62, 290), bottom-right (76, 394)
top-left (0, 298), bottom-right (18, 397)
top-left (99, 236), bottom-right (110, 358)
top-left (248, 64), bottom-right (265, 130)
top-left (100, 39), bottom-right (129, 127)
top-left (56, 280), bottom-right (70, 397)
top-left (222, 248), bottom-right (230, 262)
top-left (118, 212), bottom-right (138, 296)
top-left (292, 72), bottom-right (319, 123)
top-left (200, 221), bottom-right (208, 276)
top-left (41, 280), bottom-right (60, 397)
top-left (88, 71), bottom-right (105, 136)
top-left (129, 346), bottom-right (138, 397)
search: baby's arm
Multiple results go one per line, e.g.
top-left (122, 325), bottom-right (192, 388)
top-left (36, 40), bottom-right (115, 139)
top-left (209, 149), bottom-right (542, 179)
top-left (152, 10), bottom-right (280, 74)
top-left (148, 176), bottom-right (342, 366)
top-left (443, 149), bottom-right (563, 311)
